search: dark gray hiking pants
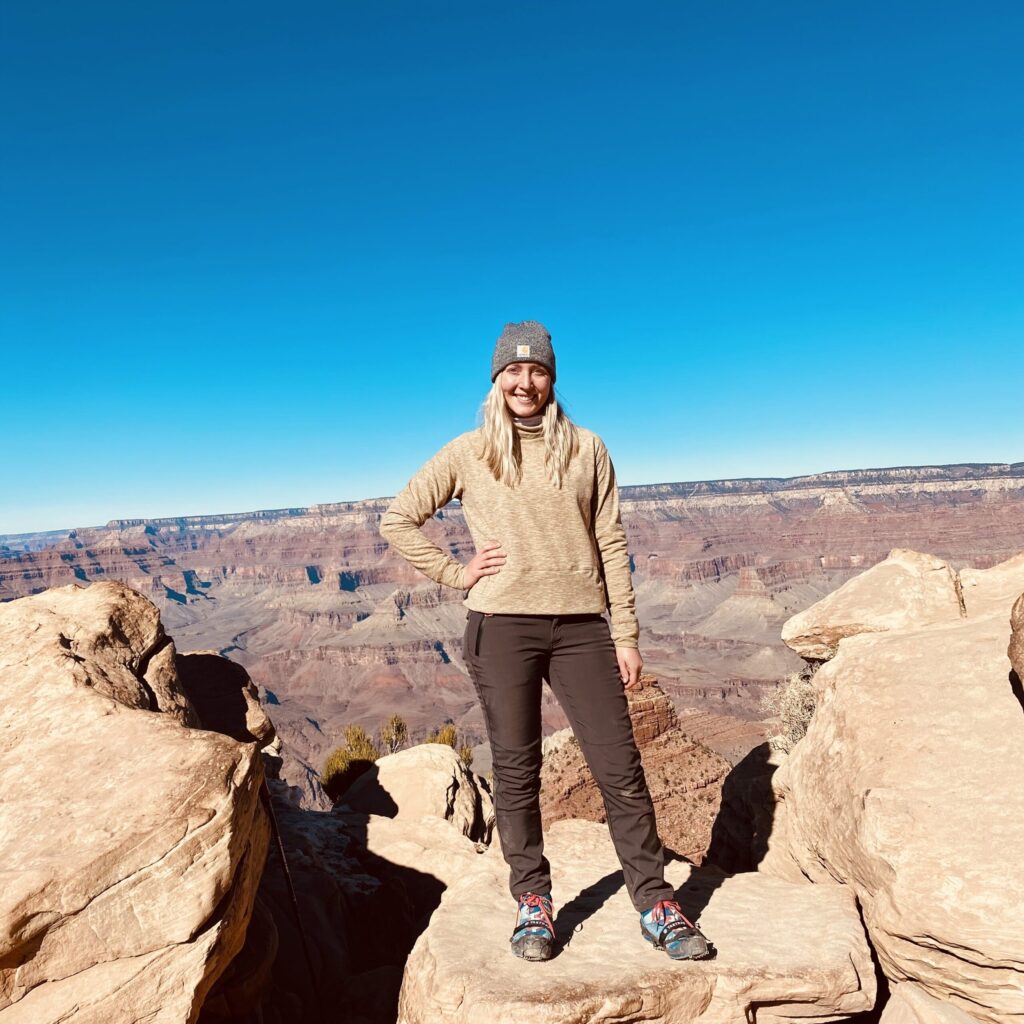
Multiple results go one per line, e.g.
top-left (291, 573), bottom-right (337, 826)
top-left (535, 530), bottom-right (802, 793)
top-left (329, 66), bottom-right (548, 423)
top-left (463, 609), bottom-right (674, 913)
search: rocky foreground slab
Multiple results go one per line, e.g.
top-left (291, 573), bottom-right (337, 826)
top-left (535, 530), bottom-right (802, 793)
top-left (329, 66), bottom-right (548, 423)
top-left (397, 818), bottom-right (875, 1024)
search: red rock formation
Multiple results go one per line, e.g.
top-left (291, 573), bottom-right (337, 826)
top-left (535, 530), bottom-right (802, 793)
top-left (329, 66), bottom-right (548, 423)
top-left (4, 463), bottom-right (1024, 804)
top-left (540, 676), bottom-right (732, 862)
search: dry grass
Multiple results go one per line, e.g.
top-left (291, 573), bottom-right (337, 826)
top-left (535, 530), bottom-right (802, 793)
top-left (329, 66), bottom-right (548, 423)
top-left (760, 671), bottom-right (817, 753)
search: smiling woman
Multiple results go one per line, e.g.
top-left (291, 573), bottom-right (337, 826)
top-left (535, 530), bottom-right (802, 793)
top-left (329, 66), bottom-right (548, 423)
top-left (379, 320), bottom-right (712, 964)
top-left (498, 360), bottom-right (551, 418)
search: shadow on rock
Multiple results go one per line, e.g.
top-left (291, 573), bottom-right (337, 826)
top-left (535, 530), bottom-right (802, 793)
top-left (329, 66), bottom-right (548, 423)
top-left (203, 773), bottom-right (449, 1024)
top-left (553, 868), bottom-right (625, 952)
top-left (1009, 669), bottom-right (1024, 715)
top-left (178, 653), bottom-right (448, 1024)
top-left (704, 741), bottom-right (781, 873)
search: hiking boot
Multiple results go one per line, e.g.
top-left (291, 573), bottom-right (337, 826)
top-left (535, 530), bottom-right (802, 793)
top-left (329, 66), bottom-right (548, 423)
top-left (510, 891), bottom-right (555, 961)
top-left (640, 898), bottom-right (711, 960)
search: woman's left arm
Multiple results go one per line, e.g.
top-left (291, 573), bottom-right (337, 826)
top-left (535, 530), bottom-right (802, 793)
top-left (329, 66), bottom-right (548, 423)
top-left (592, 437), bottom-right (643, 688)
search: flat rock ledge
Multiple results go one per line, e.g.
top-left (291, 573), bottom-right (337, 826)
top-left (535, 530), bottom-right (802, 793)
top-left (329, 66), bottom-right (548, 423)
top-left (398, 820), bottom-right (875, 1024)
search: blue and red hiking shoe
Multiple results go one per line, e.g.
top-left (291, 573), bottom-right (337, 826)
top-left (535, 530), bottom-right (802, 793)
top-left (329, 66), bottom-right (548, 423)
top-left (640, 899), bottom-right (711, 960)
top-left (510, 891), bottom-right (555, 961)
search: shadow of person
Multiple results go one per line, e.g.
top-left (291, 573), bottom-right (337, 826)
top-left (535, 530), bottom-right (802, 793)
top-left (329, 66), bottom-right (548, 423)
top-left (552, 868), bottom-right (625, 952)
top-left (203, 772), bottom-right (449, 1024)
top-left (1009, 670), bottom-right (1024, 715)
top-left (176, 651), bottom-right (266, 743)
top-left (551, 857), bottom-right (727, 962)
top-left (704, 741), bottom-right (780, 873)
top-left (184, 657), bottom-right (449, 1024)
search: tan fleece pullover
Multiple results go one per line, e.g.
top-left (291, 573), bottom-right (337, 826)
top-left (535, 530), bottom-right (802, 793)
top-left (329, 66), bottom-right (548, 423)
top-left (379, 420), bottom-right (640, 647)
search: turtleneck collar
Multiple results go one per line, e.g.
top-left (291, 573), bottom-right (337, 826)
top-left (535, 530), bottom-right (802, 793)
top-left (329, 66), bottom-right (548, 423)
top-left (512, 414), bottom-right (545, 441)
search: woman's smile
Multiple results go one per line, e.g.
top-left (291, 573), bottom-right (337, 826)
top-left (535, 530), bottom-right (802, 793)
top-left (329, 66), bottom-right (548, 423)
top-left (500, 362), bottom-right (551, 416)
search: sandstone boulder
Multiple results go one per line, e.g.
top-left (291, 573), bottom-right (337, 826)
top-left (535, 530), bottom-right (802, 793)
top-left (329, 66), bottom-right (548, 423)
top-left (959, 552), bottom-right (1024, 616)
top-left (781, 548), bottom-right (964, 660)
top-left (398, 819), bottom-right (875, 1024)
top-left (767, 554), bottom-right (1024, 1022)
top-left (880, 983), bottom-right (984, 1024)
top-left (176, 650), bottom-right (276, 746)
top-left (341, 743), bottom-right (493, 842)
top-left (0, 581), bottom-right (269, 1024)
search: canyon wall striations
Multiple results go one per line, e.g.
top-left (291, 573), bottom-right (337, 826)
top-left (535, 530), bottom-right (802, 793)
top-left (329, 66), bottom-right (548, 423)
top-left (4, 463), bottom-right (1024, 805)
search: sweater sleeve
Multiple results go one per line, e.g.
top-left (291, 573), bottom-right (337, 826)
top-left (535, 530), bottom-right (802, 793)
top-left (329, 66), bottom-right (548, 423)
top-left (379, 440), bottom-right (467, 591)
top-left (592, 437), bottom-right (640, 648)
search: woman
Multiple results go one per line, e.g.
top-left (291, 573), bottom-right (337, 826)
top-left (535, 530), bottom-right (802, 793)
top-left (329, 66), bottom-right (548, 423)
top-left (380, 321), bottom-right (710, 962)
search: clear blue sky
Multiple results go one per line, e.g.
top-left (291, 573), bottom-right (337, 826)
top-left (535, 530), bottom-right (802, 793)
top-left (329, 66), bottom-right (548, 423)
top-left (3, 1), bottom-right (1022, 535)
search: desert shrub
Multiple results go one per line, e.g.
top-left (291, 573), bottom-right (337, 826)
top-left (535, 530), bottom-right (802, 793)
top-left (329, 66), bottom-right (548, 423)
top-left (760, 671), bottom-right (817, 753)
top-left (425, 722), bottom-right (458, 747)
top-left (379, 713), bottom-right (408, 754)
top-left (322, 725), bottom-right (382, 802)
top-left (343, 724), bottom-right (380, 760)
top-left (425, 720), bottom-right (474, 767)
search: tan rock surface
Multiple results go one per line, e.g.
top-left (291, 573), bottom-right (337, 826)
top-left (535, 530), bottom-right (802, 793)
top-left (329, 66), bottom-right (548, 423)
top-left (398, 819), bottom-right (874, 1024)
top-left (959, 552), bottom-right (1024, 616)
top-left (880, 983), bottom-right (984, 1024)
top-left (340, 743), bottom-right (493, 842)
top-left (781, 548), bottom-right (964, 660)
top-left (0, 581), bottom-right (269, 1024)
top-left (767, 553), bottom-right (1024, 1023)
top-left (363, 813), bottom-right (488, 885)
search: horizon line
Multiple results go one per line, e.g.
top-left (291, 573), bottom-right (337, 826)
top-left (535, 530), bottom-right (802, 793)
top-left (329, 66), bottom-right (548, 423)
top-left (3, 458), bottom-right (1022, 542)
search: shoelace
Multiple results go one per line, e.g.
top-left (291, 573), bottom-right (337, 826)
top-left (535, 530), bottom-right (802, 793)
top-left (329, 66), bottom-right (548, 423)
top-left (517, 892), bottom-right (554, 937)
top-left (647, 899), bottom-right (702, 935)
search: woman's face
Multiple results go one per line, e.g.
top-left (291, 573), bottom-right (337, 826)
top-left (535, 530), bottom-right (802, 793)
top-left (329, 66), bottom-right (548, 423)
top-left (500, 361), bottom-right (552, 417)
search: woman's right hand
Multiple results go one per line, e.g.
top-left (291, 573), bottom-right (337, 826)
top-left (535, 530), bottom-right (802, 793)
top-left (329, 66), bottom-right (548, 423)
top-left (462, 540), bottom-right (506, 590)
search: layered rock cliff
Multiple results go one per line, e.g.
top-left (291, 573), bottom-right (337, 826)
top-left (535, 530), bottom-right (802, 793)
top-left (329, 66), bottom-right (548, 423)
top-left (4, 462), bottom-right (1024, 805)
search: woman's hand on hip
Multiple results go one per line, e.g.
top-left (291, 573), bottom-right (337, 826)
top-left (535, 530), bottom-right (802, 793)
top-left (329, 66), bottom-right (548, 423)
top-left (616, 646), bottom-right (643, 690)
top-left (461, 540), bottom-right (506, 590)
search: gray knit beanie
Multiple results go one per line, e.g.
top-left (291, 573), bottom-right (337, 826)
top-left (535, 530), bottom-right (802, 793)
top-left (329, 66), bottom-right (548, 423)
top-left (490, 320), bottom-right (556, 382)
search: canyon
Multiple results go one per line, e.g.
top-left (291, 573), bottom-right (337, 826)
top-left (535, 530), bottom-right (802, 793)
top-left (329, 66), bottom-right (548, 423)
top-left (3, 545), bottom-right (1022, 1022)
top-left (3, 461), bottom-right (1024, 803)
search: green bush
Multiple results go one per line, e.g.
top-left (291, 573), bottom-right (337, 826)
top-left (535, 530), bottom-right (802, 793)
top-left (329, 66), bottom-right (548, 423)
top-left (322, 725), bottom-right (382, 802)
top-left (379, 713), bottom-right (408, 754)
top-left (425, 720), bottom-right (474, 768)
top-left (425, 722), bottom-right (458, 747)
top-left (343, 724), bottom-right (380, 761)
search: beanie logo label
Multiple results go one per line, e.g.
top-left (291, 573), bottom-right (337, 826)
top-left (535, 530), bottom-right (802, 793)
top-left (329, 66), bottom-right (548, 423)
top-left (516, 344), bottom-right (531, 357)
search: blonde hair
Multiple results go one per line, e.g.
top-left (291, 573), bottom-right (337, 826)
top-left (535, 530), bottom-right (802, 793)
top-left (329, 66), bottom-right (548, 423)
top-left (477, 378), bottom-right (579, 488)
